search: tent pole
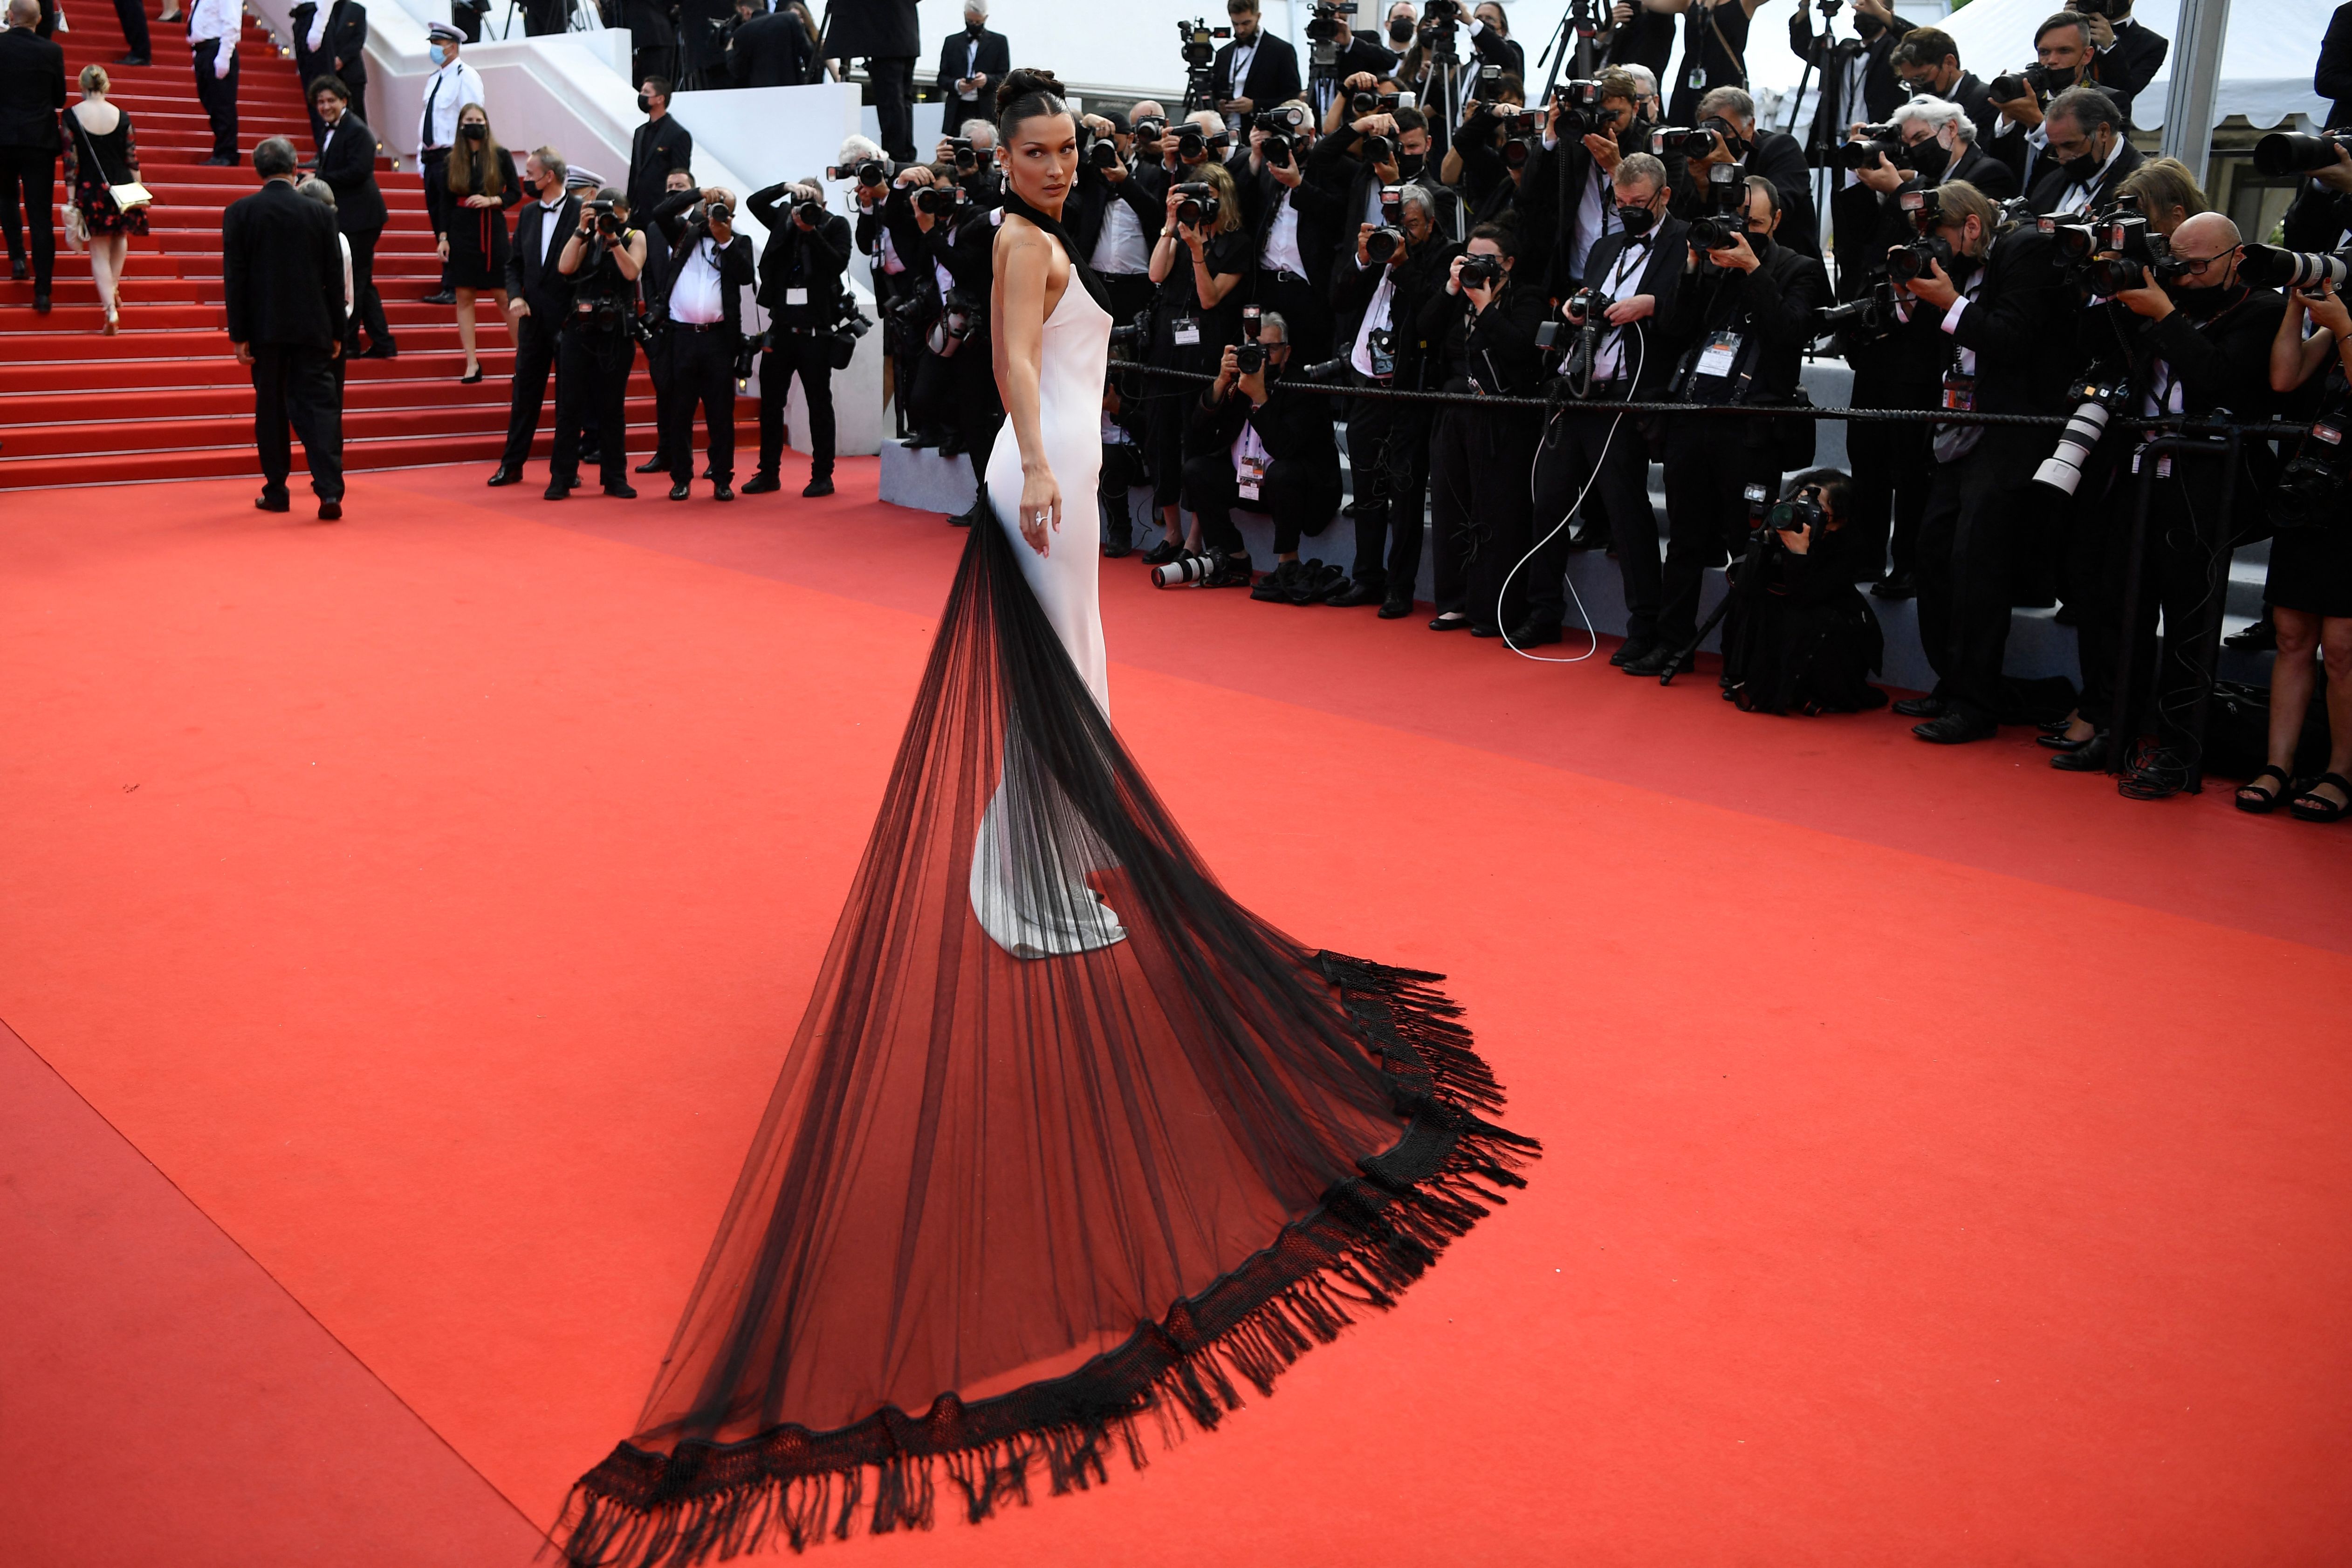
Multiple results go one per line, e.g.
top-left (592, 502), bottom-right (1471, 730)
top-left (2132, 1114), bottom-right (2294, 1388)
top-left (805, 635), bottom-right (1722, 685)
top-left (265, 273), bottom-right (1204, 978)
top-left (2160, 0), bottom-right (2233, 186)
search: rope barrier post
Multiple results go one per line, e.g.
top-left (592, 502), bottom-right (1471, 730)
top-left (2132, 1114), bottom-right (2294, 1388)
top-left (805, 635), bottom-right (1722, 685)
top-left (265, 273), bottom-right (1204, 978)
top-left (2179, 426), bottom-right (2242, 793)
top-left (2104, 427), bottom-right (2242, 781)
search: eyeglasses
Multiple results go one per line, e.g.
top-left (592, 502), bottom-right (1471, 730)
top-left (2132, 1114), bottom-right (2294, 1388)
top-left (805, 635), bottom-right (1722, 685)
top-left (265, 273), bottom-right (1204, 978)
top-left (2171, 246), bottom-right (2238, 277)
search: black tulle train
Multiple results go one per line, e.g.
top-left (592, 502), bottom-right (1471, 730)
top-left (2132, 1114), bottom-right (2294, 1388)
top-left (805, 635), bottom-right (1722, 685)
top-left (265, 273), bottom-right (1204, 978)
top-left (555, 513), bottom-right (1539, 1566)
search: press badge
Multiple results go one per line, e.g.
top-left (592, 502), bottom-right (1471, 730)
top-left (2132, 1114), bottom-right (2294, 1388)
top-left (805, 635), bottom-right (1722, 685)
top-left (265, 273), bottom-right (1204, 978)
top-left (1688, 62), bottom-right (1706, 91)
top-left (2130, 448), bottom-right (2174, 478)
top-left (1237, 455), bottom-right (1267, 500)
top-left (786, 287), bottom-right (809, 306)
top-left (2315, 421), bottom-right (2344, 445)
top-left (1172, 315), bottom-right (1202, 347)
top-left (1694, 329), bottom-right (1742, 379)
top-left (1941, 372), bottom-right (1976, 413)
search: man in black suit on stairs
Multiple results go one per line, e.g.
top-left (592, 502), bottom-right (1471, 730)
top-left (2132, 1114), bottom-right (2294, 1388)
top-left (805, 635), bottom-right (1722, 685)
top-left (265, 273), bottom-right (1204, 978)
top-left (625, 76), bottom-right (693, 231)
top-left (290, 0), bottom-right (369, 141)
top-left (935, 1), bottom-right (1009, 137)
top-left (311, 75), bottom-right (394, 358)
top-left (0, 0), bottom-right (66, 310)
top-left (1210, 0), bottom-right (1300, 127)
top-left (224, 137), bottom-right (348, 520)
top-left (826, 0), bottom-right (920, 160)
top-left (490, 146), bottom-right (578, 487)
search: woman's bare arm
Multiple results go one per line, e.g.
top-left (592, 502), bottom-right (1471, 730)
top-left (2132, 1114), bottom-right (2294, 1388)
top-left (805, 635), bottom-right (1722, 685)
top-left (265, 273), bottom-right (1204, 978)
top-left (994, 223), bottom-right (1063, 554)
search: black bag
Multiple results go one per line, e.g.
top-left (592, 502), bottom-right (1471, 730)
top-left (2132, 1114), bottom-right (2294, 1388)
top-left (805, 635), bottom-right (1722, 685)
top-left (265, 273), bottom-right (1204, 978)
top-left (2202, 674), bottom-right (2334, 781)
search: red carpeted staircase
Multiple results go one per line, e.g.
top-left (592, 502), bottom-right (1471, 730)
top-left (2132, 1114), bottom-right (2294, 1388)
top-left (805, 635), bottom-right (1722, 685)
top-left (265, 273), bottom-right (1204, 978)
top-left (0, 9), bottom-right (750, 491)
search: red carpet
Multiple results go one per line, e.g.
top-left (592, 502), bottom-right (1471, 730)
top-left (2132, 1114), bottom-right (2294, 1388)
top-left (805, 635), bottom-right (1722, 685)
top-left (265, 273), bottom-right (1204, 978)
top-left (4, 463), bottom-right (2350, 1566)
top-left (0, 11), bottom-right (739, 489)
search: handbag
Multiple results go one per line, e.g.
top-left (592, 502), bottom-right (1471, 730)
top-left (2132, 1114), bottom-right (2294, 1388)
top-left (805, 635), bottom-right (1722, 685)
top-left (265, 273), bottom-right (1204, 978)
top-left (63, 203), bottom-right (89, 253)
top-left (69, 112), bottom-right (152, 219)
top-left (109, 180), bottom-right (154, 213)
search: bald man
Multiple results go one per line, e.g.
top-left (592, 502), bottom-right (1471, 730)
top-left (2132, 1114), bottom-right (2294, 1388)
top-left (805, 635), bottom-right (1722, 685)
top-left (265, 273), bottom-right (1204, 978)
top-left (2069, 210), bottom-right (2287, 796)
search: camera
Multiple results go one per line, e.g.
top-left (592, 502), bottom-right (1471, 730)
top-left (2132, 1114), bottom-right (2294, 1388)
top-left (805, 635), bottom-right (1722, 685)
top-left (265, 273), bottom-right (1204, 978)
top-left (1653, 118), bottom-right (1738, 161)
top-left (1090, 138), bottom-right (1122, 170)
top-left (1497, 109), bottom-right (1540, 169)
top-left (1764, 492), bottom-right (1825, 534)
top-left (948, 137), bottom-right (978, 172)
top-left (2032, 368), bottom-right (2131, 499)
top-left (1815, 278), bottom-right (1901, 350)
top-left (1563, 287), bottom-right (1611, 324)
top-left (584, 197), bottom-right (622, 240)
top-left (1363, 132), bottom-right (1395, 165)
top-left (1262, 133), bottom-right (1298, 168)
top-left (2254, 130), bottom-right (2352, 177)
top-left (1552, 78), bottom-right (1608, 136)
top-left (1303, 0), bottom-right (1357, 42)
top-left (1837, 123), bottom-right (1903, 171)
top-left (1988, 63), bottom-right (2051, 105)
top-left (1152, 550), bottom-right (1223, 587)
top-left (1424, 0), bottom-right (1461, 20)
top-left (2237, 244), bottom-right (2352, 293)
top-left (1132, 116), bottom-right (1167, 145)
top-left (2275, 410), bottom-right (2350, 528)
top-left (1178, 17), bottom-right (1231, 69)
top-left (1685, 163), bottom-right (1749, 251)
top-left (1895, 180), bottom-right (1943, 227)
top-left (827, 158), bottom-right (899, 189)
top-left (792, 192), bottom-right (827, 226)
top-left (1175, 124), bottom-right (1231, 161)
top-left (1459, 252), bottom-right (1503, 289)
top-left (1173, 180), bottom-right (1221, 229)
top-left (913, 185), bottom-right (968, 216)
top-left (2080, 211), bottom-right (2185, 294)
top-left (1886, 234), bottom-right (1954, 281)
top-left (1234, 304), bottom-right (1266, 374)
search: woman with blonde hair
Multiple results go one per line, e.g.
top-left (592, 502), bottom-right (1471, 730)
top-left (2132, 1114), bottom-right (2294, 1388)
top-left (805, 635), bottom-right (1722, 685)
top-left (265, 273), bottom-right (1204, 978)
top-left (431, 101), bottom-right (521, 382)
top-left (62, 64), bottom-right (148, 336)
top-left (2116, 156), bottom-right (2208, 239)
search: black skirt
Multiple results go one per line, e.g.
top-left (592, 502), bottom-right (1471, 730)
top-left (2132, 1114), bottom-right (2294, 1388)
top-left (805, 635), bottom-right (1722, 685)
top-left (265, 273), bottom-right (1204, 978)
top-left (2265, 521), bottom-right (2352, 619)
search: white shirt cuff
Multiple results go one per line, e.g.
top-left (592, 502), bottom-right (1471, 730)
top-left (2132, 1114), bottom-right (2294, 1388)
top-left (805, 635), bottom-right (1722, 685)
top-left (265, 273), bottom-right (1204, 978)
top-left (1940, 296), bottom-right (1968, 334)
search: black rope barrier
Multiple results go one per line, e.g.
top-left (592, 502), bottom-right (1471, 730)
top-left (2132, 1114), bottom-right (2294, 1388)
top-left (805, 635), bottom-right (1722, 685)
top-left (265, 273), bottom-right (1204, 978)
top-left (1118, 362), bottom-right (2315, 438)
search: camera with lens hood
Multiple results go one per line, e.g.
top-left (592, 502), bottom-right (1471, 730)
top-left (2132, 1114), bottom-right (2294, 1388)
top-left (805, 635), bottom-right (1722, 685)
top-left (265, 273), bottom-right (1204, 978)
top-left (2032, 366), bottom-right (2132, 499)
top-left (1173, 180), bottom-right (1221, 230)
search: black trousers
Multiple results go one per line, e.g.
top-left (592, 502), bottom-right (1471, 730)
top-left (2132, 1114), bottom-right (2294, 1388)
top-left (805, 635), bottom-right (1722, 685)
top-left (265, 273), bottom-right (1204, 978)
top-left (910, 342), bottom-right (1001, 499)
top-left (1343, 384), bottom-right (1429, 593)
top-left (663, 324), bottom-right (738, 485)
top-left (2076, 462), bottom-right (2233, 748)
top-left (344, 226), bottom-right (391, 351)
top-left (1100, 270), bottom-right (1154, 332)
top-left (1845, 359), bottom-right (1938, 582)
top-left (250, 342), bottom-right (345, 500)
top-left (551, 327), bottom-right (635, 486)
top-left (1181, 451), bottom-right (1341, 559)
top-left (1657, 415), bottom-right (1780, 648)
top-left (0, 148), bottom-right (56, 289)
top-left (1249, 268), bottom-right (1331, 366)
top-left (193, 41), bottom-right (240, 161)
top-left (1529, 398), bottom-right (1656, 635)
top-left (1913, 430), bottom-right (2045, 720)
top-left (643, 328), bottom-right (678, 466)
top-left (499, 312), bottom-right (562, 472)
top-left (1428, 404), bottom-right (1539, 630)
top-left (758, 331), bottom-right (835, 477)
top-left (866, 57), bottom-right (917, 159)
top-left (113, 0), bottom-right (151, 58)
top-left (419, 148), bottom-right (451, 290)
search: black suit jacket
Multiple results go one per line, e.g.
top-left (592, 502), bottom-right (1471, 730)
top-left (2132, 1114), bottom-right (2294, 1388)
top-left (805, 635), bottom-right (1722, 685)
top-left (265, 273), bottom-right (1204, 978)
top-left (2027, 137), bottom-right (2143, 217)
top-left (727, 10), bottom-right (811, 88)
top-left (1576, 220), bottom-right (1693, 396)
top-left (315, 112), bottom-right (386, 233)
top-left (1212, 32), bottom-right (1301, 110)
top-left (1944, 226), bottom-right (2074, 416)
top-left (223, 178), bottom-right (346, 349)
top-left (2110, 286), bottom-right (2290, 527)
top-left (506, 193), bottom-right (580, 320)
top-left (1187, 374), bottom-right (1341, 471)
top-left (1945, 141), bottom-right (2017, 202)
top-left (1788, 11), bottom-right (1915, 165)
top-left (0, 26), bottom-right (66, 153)
top-left (1668, 132), bottom-right (1820, 261)
top-left (649, 227), bottom-right (755, 339)
top-left (1419, 277), bottom-right (1548, 397)
top-left (2088, 19), bottom-right (2168, 126)
top-left (1330, 233), bottom-right (1456, 390)
top-left (289, 1), bottom-right (368, 96)
top-left (1655, 238), bottom-right (1828, 402)
top-left (933, 26), bottom-right (1009, 135)
top-left (747, 184), bottom-right (849, 323)
top-left (1240, 167), bottom-right (1344, 291)
top-left (826, 0), bottom-right (917, 58)
top-left (2323, 1), bottom-right (2352, 128)
top-left (1949, 72), bottom-right (1999, 146)
top-left (627, 115), bottom-right (694, 229)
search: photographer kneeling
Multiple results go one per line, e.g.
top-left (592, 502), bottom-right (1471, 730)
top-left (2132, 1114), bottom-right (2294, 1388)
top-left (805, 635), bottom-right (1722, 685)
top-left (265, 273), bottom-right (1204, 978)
top-left (549, 186), bottom-right (649, 499)
top-left (1720, 469), bottom-right (1889, 713)
top-left (1179, 310), bottom-right (1344, 595)
top-left (1633, 174), bottom-right (1828, 678)
top-left (746, 176), bottom-right (851, 497)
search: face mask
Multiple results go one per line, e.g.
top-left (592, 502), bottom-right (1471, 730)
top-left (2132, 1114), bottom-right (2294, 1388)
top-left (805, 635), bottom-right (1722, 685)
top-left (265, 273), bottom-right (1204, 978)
top-left (637, 93), bottom-right (653, 113)
top-left (2168, 280), bottom-right (2236, 318)
top-left (428, 44), bottom-right (447, 65)
top-left (1388, 17), bottom-right (1414, 42)
top-left (1615, 203), bottom-right (1655, 236)
top-left (2059, 139), bottom-right (2105, 185)
top-left (1747, 228), bottom-right (1774, 252)
top-left (966, 20), bottom-right (983, 34)
top-left (1855, 12), bottom-right (1884, 36)
top-left (1396, 151), bottom-right (1425, 178)
top-left (2043, 63), bottom-right (2079, 90)
top-left (1906, 140), bottom-right (1949, 181)
top-left (460, 123), bottom-right (485, 142)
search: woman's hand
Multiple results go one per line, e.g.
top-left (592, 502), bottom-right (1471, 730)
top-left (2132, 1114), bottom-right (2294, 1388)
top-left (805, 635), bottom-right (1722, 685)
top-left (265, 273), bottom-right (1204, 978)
top-left (1017, 464), bottom-right (1062, 556)
top-left (436, 234), bottom-right (450, 261)
top-left (2301, 279), bottom-right (2352, 338)
top-left (462, 193), bottom-right (497, 208)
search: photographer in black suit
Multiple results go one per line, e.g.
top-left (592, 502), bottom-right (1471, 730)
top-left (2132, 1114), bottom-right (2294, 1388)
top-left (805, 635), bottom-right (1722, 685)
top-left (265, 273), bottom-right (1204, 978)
top-left (1, 0), bottom-right (64, 308)
top-left (2081, 0), bottom-right (2167, 127)
top-left (1666, 87), bottom-right (1819, 260)
top-left (1182, 309), bottom-right (1344, 599)
top-left (1525, 156), bottom-right (1684, 655)
top-left (911, 194), bottom-right (1006, 527)
top-left (310, 77), bottom-right (392, 359)
top-left (626, 77), bottom-right (693, 225)
top-left (1070, 107), bottom-right (1166, 329)
top-left (650, 185), bottom-right (754, 501)
top-left (1788, 0), bottom-right (1913, 170)
top-left (726, 0), bottom-right (812, 88)
top-left (1891, 180), bottom-right (2074, 743)
top-left (2027, 84), bottom-right (2142, 216)
top-left (1892, 27), bottom-right (1998, 145)
top-left (1631, 173), bottom-right (1827, 677)
top-left (935, 1), bottom-right (1008, 137)
top-left (289, 0), bottom-right (366, 141)
top-left (827, 0), bottom-right (919, 160)
top-left (745, 176), bottom-right (849, 497)
top-left (1236, 99), bottom-right (1341, 364)
top-left (223, 137), bottom-right (347, 519)
top-left (488, 148), bottom-right (576, 487)
top-left (549, 185), bottom-right (649, 498)
top-left (1212, 0), bottom-right (1302, 126)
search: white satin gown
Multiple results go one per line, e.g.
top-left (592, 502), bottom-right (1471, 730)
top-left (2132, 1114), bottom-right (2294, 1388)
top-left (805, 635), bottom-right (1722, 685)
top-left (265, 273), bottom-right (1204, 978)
top-left (967, 243), bottom-right (1129, 959)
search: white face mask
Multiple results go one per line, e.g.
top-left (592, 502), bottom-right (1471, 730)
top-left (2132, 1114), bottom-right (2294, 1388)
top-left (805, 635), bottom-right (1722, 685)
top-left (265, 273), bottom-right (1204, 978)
top-left (429, 44), bottom-right (448, 65)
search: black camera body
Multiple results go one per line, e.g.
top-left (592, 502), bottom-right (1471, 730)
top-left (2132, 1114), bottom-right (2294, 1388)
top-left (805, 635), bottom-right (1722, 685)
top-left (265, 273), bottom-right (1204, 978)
top-left (791, 193), bottom-right (827, 226)
top-left (1173, 180), bottom-right (1221, 230)
top-left (1563, 287), bottom-right (1612, 325)
top-left (828, 157), bottom-right (900, 189)
top-left (1686, 163), bottom-right (1750, 252)
top-left (2080, 211), bottom-right (2186, 295)
top-left (1090, 139), bottom-right (1123, 170)
top-left (1175, 125), bottom-right (1232, 162)
top-left (2276, 403), bottom-right (2350, 529)
top-left (1554, 78), bottom-right (1607, 136)
top-left (1815, 278), bottom-right (1901, 351)
top-left (1178, 17), bottom-right (1231, 69)
top-left (913, 185), bottom-right (968, 217)
top-left (1132, 116), bottom-right (1167, 145)
top-left (1303, 0), bottom-right (1357, 43)
top-left (1262, 133), bottom-right (1298, 168)
top-left (1764, 492), bottom-right (1825, 535)
top-left (2255, 129), bottom-right (2352, 177)
top-left (948, 137), bottom-right (978, 172)
top-left (1837, 123), bottom-right (1904, 171)
top-left (1886, 233), bottom-right (1954, 281)
top-left (1459, 252), bottom-right (1503, 290)
top-left (1988, 62), bottom-right (2054, 105)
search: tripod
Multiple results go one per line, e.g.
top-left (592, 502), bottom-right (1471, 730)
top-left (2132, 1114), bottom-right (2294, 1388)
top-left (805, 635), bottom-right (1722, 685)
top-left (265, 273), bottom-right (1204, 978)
top-left (1531, 0), bottom-right (1606, 101)
top-left (1658, 496), bottom-right (1781, 686)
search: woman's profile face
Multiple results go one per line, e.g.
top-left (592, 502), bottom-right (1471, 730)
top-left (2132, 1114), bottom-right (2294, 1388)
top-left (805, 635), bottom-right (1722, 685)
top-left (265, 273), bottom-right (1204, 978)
top-left (1000, 110), bottom-right (1079, 212)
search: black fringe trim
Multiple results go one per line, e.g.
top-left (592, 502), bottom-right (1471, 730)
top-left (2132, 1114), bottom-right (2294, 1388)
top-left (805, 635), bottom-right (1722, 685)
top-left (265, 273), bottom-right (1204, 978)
top-left (552, 951), bottom-right (1539, 1567)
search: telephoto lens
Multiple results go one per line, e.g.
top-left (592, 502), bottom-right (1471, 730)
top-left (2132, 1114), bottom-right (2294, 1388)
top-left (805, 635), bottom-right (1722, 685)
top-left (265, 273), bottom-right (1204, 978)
top-left (2237, 245), bottom-right (2352, 293)
top-left (2032, 386), bottom-right (2122, 499)
top-left (1837, 125), bottom-right (1903, 171)
top-left (1151, 551), bottom-right (1221, 588)
top-left (2253, 130), bottom-right (2352, 177)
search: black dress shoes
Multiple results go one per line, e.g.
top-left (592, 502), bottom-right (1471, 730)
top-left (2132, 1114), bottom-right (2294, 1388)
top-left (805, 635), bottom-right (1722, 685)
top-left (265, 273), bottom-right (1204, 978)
top-left (422, 287), bottom-right (455, 304)
top-left (116, 53), bottom-right (151, 65)
top-left (1141, 539), bottom-right (1184, 567)
top-left (713, 482), bottom-right (734, 501)
top-left (802, 475), bottom-right (833, 497)
top-left (603, 482), bottom-right (639, 499)
top-left (2049, 732), bottom-right (2111, 771)
top-left (1378, 594), bottom-right (1413, 619)
top-left (357, 340), bottom-right (398, 358)
top-left (1891, 694), bottom-right (1946, 719)
top-left (544, 481), bottom-right (572, 500)
top-left (637, 456), bottom-right (670, 474)
top-left (2037, 728), bottom-right (2097, 752)
top-left (1102, 539), bottom-right (1132, 558)
top-left (487, 467), bottom-right (523, 487)
top-left (254, 489), bottom-right (290, 513)
top-left (1623, 644), bottom-right (1693, 677)
top-left (317, 498), bottom-right (343, 521)
top-left (1912, 710), bottom-right (1997, 744)
top-left (1428, 613), bottom-right (1472, 631)
top-left (1871, 571), bottom-right (1918, 601)
top-left (741, 472), bottom-right (781, 494)
top-left (33, 290), bottom-right (51, 314)
top-left (1504, 621), bottom-right (1562, 647)
top-left (1609, 636), bottom-right (1655, 668)
top-left (669, 480), bottom-right (693, 500)
top-left (8, 258), bottom-right (24, 281)
top-left (1326, 577), bottom-right (1384, 608)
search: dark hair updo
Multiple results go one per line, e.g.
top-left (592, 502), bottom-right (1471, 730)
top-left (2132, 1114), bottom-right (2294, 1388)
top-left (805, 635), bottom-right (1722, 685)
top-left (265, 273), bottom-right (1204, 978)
top-left (996, 67), bottom-right (1072, 139)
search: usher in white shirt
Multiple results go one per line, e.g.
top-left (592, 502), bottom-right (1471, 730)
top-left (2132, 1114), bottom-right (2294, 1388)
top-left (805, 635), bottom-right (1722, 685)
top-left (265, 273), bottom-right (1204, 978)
top-left (416, 58), bottom-right (487, 152)
top-left (187, 0), bottom-right (240, 62)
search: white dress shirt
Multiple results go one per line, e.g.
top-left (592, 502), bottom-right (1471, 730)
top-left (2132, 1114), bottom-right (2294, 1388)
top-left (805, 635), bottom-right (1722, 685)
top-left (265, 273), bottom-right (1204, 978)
top-left (1090, 186), bottom-right (1150, 275)
top-left (2055, 134), bottom-right (2126, 215)
top-left (1259, 187), bottom-right (1306, 278)
top-left (306, 2), bottom-right (331, 53)
top-left (669, 236), bottom-right (729, 324)
top-left (1348, 257), bottom-right (1397, 377)
top-left (536, 196), bottom-right (566, 266)
top-left (1590, 237), bottom-right (1653, 381)
top-left (1569, 159), bottom-right (1614, 279)
top-left (417, 59), bottom-right (487, 152)
top-left (337, 232), bottom-right (355, 312)
top-left (187, 0), bottom-right (239, 63)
